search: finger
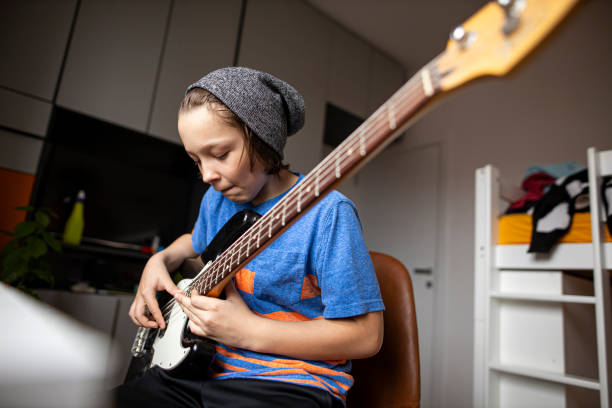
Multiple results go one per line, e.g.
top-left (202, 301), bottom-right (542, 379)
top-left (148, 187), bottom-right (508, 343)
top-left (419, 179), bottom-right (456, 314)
top-left (135, 298), bottom-right (158, 328)
top-left (130, 298), bottom-right (151, 327)
top-left (142, 292), bottom-right (165, 329)
top-left (160, 273), bottom-right (181, 297)
top-left (174, 291), bottom-right (192, 308)
top-left (128, 301), bottom-right (139, 326)
top-left (179, 303), bottom-right (204, 334)
top-left (188, 290), bottom-right (222, 311)
top-left (188, 320), bottom-right (206, 337)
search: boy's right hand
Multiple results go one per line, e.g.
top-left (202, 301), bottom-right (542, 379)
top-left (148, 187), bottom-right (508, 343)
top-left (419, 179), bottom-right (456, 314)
top-left (129, 253), bottom-right (180, 329)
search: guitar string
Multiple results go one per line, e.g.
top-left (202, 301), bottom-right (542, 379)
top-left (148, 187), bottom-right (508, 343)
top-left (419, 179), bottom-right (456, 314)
top-left (190, 56), bottom-right (443, 293)
top-left (158, 56), bottom-right (442, 324)
top-left (191, 58), bottom-right (440, 293)
top-left (159, 74), bottom-right (433, 327)
top-left (158, 58), bottom-right (440, 326)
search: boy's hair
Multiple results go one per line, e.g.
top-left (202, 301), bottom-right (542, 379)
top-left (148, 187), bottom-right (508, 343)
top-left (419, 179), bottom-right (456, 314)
top-left (179, 88), bottom-right (289, 175)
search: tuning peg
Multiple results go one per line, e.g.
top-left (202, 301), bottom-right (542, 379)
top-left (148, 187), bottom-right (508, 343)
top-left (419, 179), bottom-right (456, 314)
top-left (450, 25), bottom-right (475, 50)
top-left (497, 0), bottom-right (526, 35)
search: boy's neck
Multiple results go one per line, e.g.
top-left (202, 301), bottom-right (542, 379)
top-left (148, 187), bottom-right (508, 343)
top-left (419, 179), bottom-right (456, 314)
top-left (251, 169), bottom-right (298, 206)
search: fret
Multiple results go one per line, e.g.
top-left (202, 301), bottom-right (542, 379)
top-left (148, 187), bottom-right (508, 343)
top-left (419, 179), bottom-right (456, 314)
top-left (359, 130), bottom-right (366, 156)
top-left (335, 153), bottom-right (341, 178)
top-left (387, 103), bottom-right (397, 130)
top-left (421, 68), bottom-right (434, 97)
top-left (191, 59), bottom-right (437, 302)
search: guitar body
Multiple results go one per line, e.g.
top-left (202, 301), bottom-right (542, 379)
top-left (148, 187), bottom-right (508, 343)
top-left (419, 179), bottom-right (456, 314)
top-left (125, 209), bottom-right (261, 381)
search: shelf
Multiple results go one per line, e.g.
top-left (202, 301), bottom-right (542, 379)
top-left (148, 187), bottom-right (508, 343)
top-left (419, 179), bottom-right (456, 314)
top-left (61, 242), bottom-right (151, 261)
top-left (489, 362), bottom-right (600, 390)
top-left (495, 242), bottom-right (612, 270)
top-left (490, 292), bottom-right (596, 304)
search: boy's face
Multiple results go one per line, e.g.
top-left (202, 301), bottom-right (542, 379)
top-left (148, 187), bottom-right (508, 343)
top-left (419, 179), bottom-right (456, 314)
top-left (178, 105), bottom-right (269, 204)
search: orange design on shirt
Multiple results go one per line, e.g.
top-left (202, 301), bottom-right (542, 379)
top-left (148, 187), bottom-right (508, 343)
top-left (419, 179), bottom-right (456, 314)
top-left (300, 274), bottom-right (321, 300)
top-left (256, 310), bottom-right (324, 322)
top-left (234, 268), bottom-right (254, 294)
top-left (214, 346), bottom-right (354, 381)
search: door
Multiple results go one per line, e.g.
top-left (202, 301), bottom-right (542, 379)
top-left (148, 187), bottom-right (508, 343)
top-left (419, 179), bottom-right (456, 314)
top-left (346, 142), bottom-right (439, 408)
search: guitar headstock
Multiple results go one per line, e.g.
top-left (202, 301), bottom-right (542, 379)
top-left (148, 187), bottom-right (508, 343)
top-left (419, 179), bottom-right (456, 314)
top-left (435, 0), bottom-right (578, 92)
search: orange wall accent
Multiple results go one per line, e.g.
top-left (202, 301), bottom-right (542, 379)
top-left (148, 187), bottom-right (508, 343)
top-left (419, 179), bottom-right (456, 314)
top-left (0, 167), bottom-right (36, 249)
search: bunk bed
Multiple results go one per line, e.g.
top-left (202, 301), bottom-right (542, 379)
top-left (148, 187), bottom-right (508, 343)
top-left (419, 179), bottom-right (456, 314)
top-left (473, 147), bottom-right (612, 408)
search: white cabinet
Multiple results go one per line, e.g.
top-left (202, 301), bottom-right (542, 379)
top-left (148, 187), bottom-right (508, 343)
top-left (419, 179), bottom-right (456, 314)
top-left (57, 0), bottom-right (171, 132)
top-left (148, 0), bottom-right (242, 144)
top-left (0, 88), bottom-right (52, 138)
top-left (0, 1), bottom-right (75, 141)
top-left (0, 0), bottom-right (76, 100)
top-left (327, 26), bottom-right (371, 119)
top-left (238, 0), bottom-right (335, 174)
top-left (37, 290), bottom-right (137, 388)
top-left (0, 128), bottom-right (43, 175)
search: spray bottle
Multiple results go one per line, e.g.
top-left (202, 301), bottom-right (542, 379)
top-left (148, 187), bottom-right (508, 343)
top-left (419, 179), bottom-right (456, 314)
top-left (63, 190), bottom-right (85, 245)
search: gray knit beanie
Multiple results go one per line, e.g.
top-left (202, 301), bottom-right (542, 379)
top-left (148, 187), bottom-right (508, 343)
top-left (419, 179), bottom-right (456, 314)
top-left (186, 67), bottom-right (305, 159)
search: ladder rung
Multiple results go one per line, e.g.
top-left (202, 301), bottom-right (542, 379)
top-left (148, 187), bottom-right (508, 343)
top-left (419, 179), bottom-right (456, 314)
top-left (489, 362), bottom-right (600, 390)
top-left (490, 292), bottom-right (596, 304)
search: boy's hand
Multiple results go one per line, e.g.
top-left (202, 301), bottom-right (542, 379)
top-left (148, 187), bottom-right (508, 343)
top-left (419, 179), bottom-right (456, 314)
top-left (174, 283), bottom-right (256, 348)
top-left (129, 254), bottom-right (180, 329)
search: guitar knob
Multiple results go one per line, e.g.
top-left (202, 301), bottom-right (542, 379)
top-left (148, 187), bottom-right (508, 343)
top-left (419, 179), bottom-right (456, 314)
top-left (450, 25), bottom-right (474, 49)
top-left (497, 0), bottom-right (526, 35)
top-left (497, 0), bottom-right (513, 8)
top-left (450, 26), bottom-right (467, 42)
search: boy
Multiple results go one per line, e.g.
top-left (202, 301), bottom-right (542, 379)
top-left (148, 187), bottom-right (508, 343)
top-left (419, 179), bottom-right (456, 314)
top-left (120, 67), bottom-right (384, 407)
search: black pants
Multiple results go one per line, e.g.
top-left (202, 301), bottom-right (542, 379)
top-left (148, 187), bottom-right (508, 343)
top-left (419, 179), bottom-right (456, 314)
top-left (114, 367), bottom-right (344, 408)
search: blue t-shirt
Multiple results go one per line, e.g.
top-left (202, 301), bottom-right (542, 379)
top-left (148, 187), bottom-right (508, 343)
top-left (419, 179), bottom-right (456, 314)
top-left (191, 174), bottom-right (384, 403)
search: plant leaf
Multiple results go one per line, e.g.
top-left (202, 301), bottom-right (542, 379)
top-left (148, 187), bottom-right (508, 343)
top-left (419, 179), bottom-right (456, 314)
top-left (15, 206), bottom-right (35, 212)
top-left (28, 238), bottom-right (48, 258)
top-left (1, 229), bottom-right (14, 237)
top-left (1, 254), bottom-right (27, 283)
top-left (42, 232), bottom-right (62, 252)
top-left (33, 268), bottom-right (54, 285)
top-left (35, 211), bottom-right (50, 228)
top-left (40, 207), bottom-right (59, 218)
top-left (14, 221), bottom-right (37, 239)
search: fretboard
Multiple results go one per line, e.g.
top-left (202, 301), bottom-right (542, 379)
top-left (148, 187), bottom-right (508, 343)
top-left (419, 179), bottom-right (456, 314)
top-left (190, 63), bottom-right (441, 296)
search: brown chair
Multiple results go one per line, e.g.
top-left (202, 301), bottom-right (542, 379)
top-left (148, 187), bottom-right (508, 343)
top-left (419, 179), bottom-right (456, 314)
top-left (346, 251), bottom-right (421, 408)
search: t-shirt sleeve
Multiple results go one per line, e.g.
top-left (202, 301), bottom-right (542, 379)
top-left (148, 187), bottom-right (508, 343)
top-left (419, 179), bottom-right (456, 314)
top-left (315, 200), bottom-right (385, 319)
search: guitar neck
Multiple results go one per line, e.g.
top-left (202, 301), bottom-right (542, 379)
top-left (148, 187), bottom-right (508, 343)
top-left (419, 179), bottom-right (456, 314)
top-left (189, 62), bottom-right (443, 296)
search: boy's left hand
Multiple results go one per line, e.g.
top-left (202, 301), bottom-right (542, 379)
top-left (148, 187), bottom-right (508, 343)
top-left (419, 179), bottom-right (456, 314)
top-left (174, 283), bottom-right (256, 348)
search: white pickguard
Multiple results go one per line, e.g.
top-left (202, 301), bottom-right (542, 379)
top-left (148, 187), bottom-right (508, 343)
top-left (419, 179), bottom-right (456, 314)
top-left (149, 278), bottom-right (194, 370)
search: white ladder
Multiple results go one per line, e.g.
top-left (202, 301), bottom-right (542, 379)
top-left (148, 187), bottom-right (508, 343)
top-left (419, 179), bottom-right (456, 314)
top-left (473, 147), bottom-right (612, 407)
top-left (587, 146), bottom-right (612, 408)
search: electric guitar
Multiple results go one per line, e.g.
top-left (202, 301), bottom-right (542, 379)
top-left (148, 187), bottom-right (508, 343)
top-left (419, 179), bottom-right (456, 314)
top-left (126, 0), bottom-right (578, 380)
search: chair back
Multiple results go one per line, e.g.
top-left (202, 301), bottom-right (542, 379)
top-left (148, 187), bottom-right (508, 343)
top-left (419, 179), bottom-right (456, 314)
top-left (347, 251), bottom-right (421, 408)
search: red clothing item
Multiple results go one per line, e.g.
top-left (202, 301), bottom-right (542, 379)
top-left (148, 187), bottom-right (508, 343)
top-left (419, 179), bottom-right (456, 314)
top-left (508, 172), bottom-right (555, 212)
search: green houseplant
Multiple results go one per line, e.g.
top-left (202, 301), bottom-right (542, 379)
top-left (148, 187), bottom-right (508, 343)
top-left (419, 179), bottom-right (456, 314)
top-left (1, 206), bottom-right (62, 297)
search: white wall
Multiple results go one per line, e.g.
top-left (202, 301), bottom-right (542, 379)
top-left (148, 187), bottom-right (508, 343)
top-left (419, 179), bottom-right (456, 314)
top-left (373, 1), bottom-right (612, 406)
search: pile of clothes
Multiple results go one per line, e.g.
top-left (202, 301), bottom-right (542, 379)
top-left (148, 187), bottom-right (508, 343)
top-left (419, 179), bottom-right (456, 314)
top-left (506, 161), bottom-right (612, 253)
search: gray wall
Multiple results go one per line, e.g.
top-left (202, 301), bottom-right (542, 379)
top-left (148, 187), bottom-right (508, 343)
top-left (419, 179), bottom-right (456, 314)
top-left (387, 1), bottom-right (611, 406)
